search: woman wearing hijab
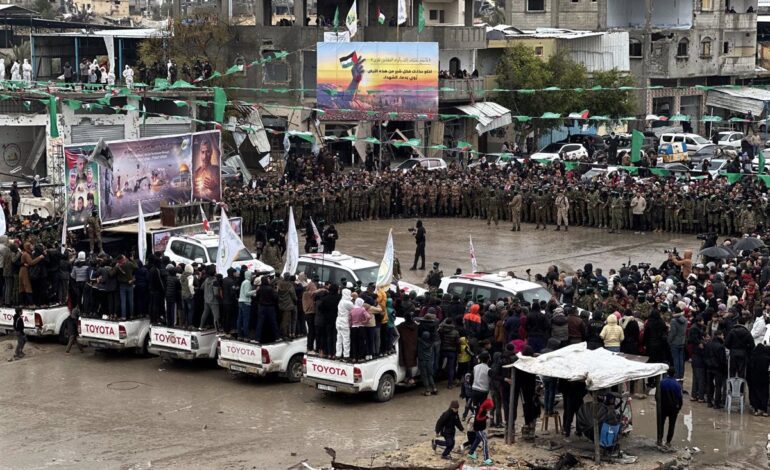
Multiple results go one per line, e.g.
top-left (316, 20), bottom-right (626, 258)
top-left (747, 343), bottom-right (770, 416)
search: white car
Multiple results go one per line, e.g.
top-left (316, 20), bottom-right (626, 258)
top-left (717, 131), bottom-right (744, 149)
top-left (164, 233), bottom-right (274, 274)
top-left (394, 158), bottom-right (447, 172)
top-left (467, 153), bottom-right (519, 169)
top-left (438, 272), bottom-right (553, 305)
top-left (302, 319), bottom-right (411, 402)
top-left (218, 337), bottom-right (306, 382)
top-left (78, 317), bottom-right (152, 355)
top-left (0, 306), bottom-right (71, 343)
top-left (148, 325), bottom-right (220, 361)
top-left (530, 143), bottom-right (588, 161)
top-left (658, 133), bottom-right (712, 155)
top-left (296, 252), bottom-right (427, 296)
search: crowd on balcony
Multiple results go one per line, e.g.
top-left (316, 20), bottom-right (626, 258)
top-left (439, 69), bottom-right (479, 79)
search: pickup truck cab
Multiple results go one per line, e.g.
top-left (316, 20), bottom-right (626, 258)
top-left (0, 306), bottom-right (71, 343)
top-left (164, 232), bottom-right (275, 275)
top-left (147, 325), bottom-right (220, 361)
top-left (302, 319), bottom-right (413, 402)
top-left (438, 272), bottom-right (553, 305)
top-left (218, 337), bottom-right (306, 382)
top-left (77, 316), bottom-right (151, 354)
top-left (296, 252), bottom-right (426, 296)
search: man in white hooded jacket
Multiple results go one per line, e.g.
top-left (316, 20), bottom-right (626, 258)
top-left (336, 289), bottom-right (354, 358)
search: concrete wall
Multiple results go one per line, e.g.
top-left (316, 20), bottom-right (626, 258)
top-left (508, 0), bottom-right (602, 30)
top-left (0, 126), bottom-right (41, 175)
top-left (424, 0), bottom-right (464, 25)
top-left (440, 49), bottom-right (475, 72)
top-left (73, 0), bottom-right (130, 17)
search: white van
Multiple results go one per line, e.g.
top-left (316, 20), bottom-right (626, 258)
top-left (438, 272), bottom-right (553, 305)
top-left (658, 133), bottom-right (711, 155)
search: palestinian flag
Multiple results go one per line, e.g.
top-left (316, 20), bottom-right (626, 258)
top-left (340, 52), bottom-right (359, 68)
top-left (377, 7), bottom-right (385, 24)
top-left (567, 109), bottom-right (590, 120)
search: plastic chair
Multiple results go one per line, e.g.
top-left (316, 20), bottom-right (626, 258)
top-left (725, 377), bottom-right (746, 415)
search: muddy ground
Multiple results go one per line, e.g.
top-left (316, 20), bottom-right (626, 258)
top-left (1, 219), bottom-right (769, 469)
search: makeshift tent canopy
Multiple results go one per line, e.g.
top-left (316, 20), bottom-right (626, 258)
top-left (509, 342), bottom-right (669, 390)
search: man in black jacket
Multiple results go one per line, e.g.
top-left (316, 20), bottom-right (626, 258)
top-left (705, 330), bottom-right (728, 409)
top-left (13, 307), bottom-right (25, 359)
top-left (432, 400), bottom-right (463, 460)
top-left (725, 322), bottom-right (754, 378)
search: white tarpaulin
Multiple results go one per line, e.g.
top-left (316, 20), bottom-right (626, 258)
top-left (510, 342), bottom-right (669, 391)
top-left (457, 102), bottom-right (512, 135)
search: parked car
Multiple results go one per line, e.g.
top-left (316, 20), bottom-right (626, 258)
top-left (658, 133), bottom-right (712, 155)
top-left (716, 131), bottom-right (744, 150)
top-left (164, 233), bottom-right (274, 274)
top-left (394, 158), bottom-right (447, 172)
top-left (530, 143), bottom-right (588, 161)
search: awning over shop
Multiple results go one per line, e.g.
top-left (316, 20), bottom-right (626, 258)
top-left (706, 87), bottom-right (770, 118)
top-left (457, 101), bottom-right (512, 135)
top-left (508, 342), bottom-right (669, 390)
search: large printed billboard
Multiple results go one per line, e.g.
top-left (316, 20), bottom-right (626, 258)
top-left (316, 42), bottom-right (439, 121)
top-left (192, 131), bottom-right (222, 202)
top-left (64, 144), bottom-right (99, 229)
top-left (63, 131), bottom-right (221, 226)
top-left (100, 134), bottom-right (193, 223)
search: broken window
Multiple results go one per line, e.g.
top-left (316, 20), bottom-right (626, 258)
top-left (700, 38), bottom-right (712, 57)
top-left (677, 38), bottom-right (689, 57)
top-left (629, 39), bottom-right (642, 58)
top-left (262, 50), bottom-right (289, 84)
top-left (527, 0), bottom-right (545, 12)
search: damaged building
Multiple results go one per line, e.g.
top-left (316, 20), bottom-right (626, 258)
top-left (505, 0), bottom-right (763, 133)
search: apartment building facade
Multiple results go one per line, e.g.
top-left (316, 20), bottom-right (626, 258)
top-left (506, 0), bottom-right (760, 132)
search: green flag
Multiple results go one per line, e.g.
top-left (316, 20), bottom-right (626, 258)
top-left (630, 129), bottom-right (643, 163)
top-left (417, 2), bottom-right (425, 33)
top-left (760, 149), bottom-right (766, 175)
top-left (333, 6), bottom-right (340, 30)
top-left (213, 87), bottom-right (226, 123)
top-left (48, 96), bottom-right (59, 138)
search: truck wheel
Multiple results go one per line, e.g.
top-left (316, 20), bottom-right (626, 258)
top-left (58, 322), bottom-right (70, 345)
top-left (140, 335), bottom-right (150, 356)
top-left (286, 354), bottom-right (303, 383)
top-left (375, 373), bottom-right (396, 402)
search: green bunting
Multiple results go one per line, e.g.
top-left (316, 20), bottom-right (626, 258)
top-left (48, 96), bottom-right (59, 138)
top-left (213, 87), bottom-right (226, 123)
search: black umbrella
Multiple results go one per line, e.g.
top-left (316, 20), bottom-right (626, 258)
top-left (699, 246), bottom-right (737, 259)
top-left (732, 237), bottom-right (765, 252)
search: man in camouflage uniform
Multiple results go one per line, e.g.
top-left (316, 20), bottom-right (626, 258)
top-left (487, 189), bottom-right (499, 227)
top-left (509, 190), bottom-right (522, 231)
top-left (86, 210), bottom-right (103, 254)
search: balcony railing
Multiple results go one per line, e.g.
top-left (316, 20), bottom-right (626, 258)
top-left (439, 77), bottom-right (485, 102)
top-left (723, 12), bottom-right (757, 30)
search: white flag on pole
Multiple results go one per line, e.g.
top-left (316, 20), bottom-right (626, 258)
top-left (376, 228), bottom-right (395, 288)
top-left (216, 208), bottom-right (247, 275)
top-left (282, 207), bottom-right (299, 275)
top-left (0, 206), bottom-right (6, 237)
top-left (309, 216), bottom-right (324, 252)
top-left (470, 235), bottom-right (478, 273)
top-left (137, 202), bottom-right (147, 265)
top-left (346, 0), bottom-right (358, 37)
top-left (60, 213), bottom-right (67, 254)
top-left (397, 0), bottom-right (407, 25)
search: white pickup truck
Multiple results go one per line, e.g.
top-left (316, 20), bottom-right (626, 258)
top-left (217, 337), bottom-right (306, 382)
top-left (302, 352), bottom-right (413, 402)
top-left (0, 306), bottom-right (71, 343)
top-left (147, 325), bottom-right (220, 361)
top-left (77, 317), bottom-right (151, 354)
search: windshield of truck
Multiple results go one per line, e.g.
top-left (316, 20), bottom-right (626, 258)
top-left (206, 247), bottom-right (253, 262)
top-left (353, 267), bottom-right (379, 285)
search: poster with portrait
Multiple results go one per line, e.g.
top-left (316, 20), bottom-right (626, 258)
top-left (63, 144), bottom-right (99, 229)
top-left (100, 134), bottom-right (193, 223)
top-left (192, 131), bottom-right (222, 202)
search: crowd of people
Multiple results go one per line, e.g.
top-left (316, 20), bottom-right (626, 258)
top-left (224, 151), bottom-right (770, 238)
